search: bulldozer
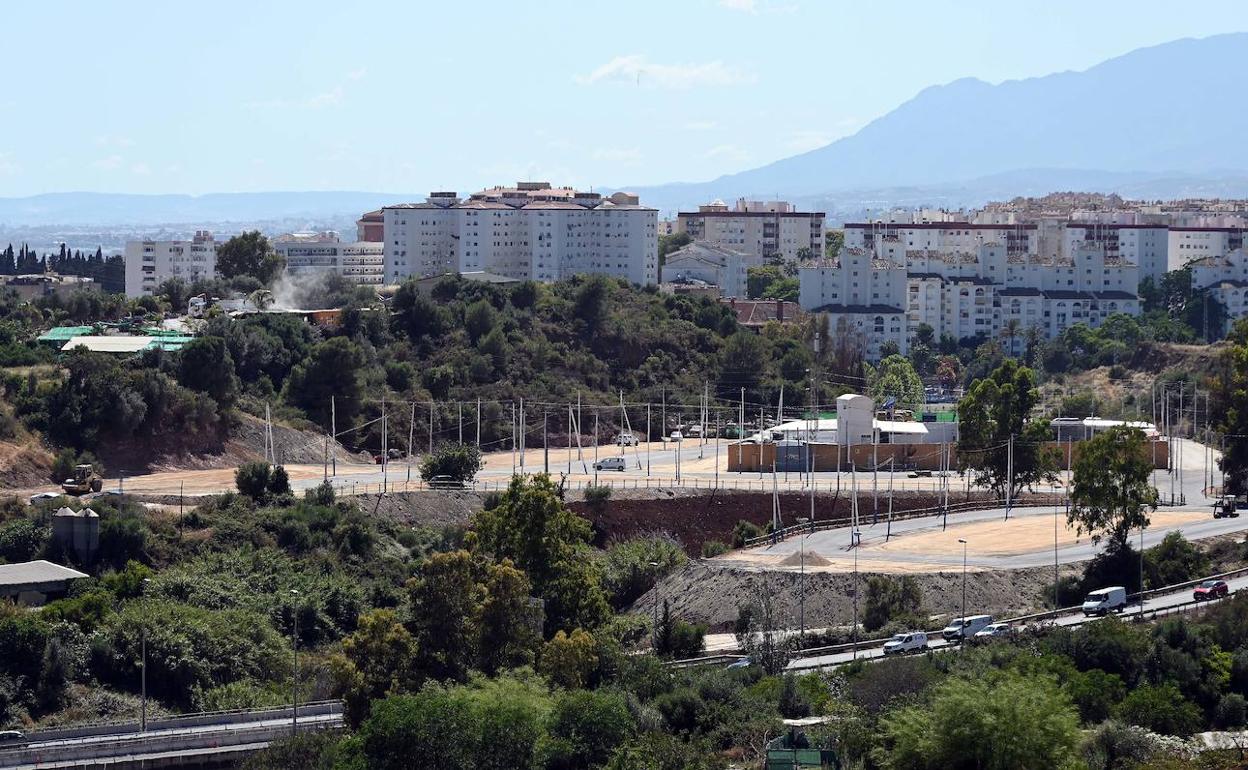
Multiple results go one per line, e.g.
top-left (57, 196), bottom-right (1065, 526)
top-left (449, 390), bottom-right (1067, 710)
top-left (61, 464), bottom-right (103, 496)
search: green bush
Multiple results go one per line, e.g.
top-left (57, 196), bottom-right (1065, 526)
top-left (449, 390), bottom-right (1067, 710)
top-left (0, 518), bottom-right (48, 562)
top-left (235, 462), bottom-right (274, 499)
top-left (419, 443), bottom-right (484, 483)
top-left (700, 540), bottom-right (729, 558)
top-left (732, 520), bottom-right (763, 548)
top-left (1114, 683), bottom-right (1203, 736)
top-left (862, 575), bottom-right (925, 633)
top-left (600, 534), bottom-right (687, 610)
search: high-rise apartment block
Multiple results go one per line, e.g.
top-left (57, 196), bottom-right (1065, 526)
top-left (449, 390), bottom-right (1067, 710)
top-left (383, 182), bottom-right (658, 285)
top-left (273, 232), bottom-right (385, 285)
top-left (677, 199), bottom-right (824, 261)
top-left (123, 231), bottom-right (218, 297)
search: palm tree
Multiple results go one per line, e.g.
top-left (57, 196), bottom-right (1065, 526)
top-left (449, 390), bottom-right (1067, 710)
top-left (999, 318), bottom-right (1022, 356)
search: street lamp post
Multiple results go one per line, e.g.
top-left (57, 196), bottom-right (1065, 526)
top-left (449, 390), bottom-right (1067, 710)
top-left (797, 517), bottom-right (809, 645)
top-left (648, 561), bottom-right (661, 652)
top-left (290, 589), bottom-right (300, 737)
top-left (140, 577), bottom-right (151, 732)
top-left (957, 539), bottom-right (968, 644)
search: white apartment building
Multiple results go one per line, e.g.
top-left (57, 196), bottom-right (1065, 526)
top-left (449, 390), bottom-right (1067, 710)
top-left (844, 221), bottom-right (1036, 258)
top-left (123, 231), bottom-right (217, 297)
top-left (1062, 223), bottom-right (1169, 284)
top-left (677, 199), bottom-right (824, 261)
top-left (660, 242), bottom-right (760, 299)
top-left (1170, 227), bottom-right (1246, 269)
top-left (798, 240), bottom-right (1140, 359)
top-left (383, 183), bottom-right (658, 286)
top-left (1192, 249), bottom-right (1248, 330)
top-left (274, 232), bottom-right (385, 285)
top-left (797, 247), bottom-right (909, 360)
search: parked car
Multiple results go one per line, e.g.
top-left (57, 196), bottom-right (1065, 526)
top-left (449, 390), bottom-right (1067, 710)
top-left (1082, 586), bottom-right (1128, 616)
top-left (973, 622), bottom-right (1014, 641)
top-left (427, 475), bottom-right (466, 490)
top-left (907, 470), bottom-right (932, 478)
top-left (941, 614), bottom-right (994, 642)
top-left (593, 457), bottom-right (627, 472)
top-left (615, 432), bottom-right (639, 446)
top-left (687, 425), bottom-right (703, 438)
top-left (669, 430), bottom-right (683, 442)
top-left (1194, 579), bottom-right (1230, 601)
top-left (882, 631), bottom-right (928, 656)
top-left (725, 656), bottom-right (752, 670)
top-left (28, 491), bottom-right (61, 505)
top-left (1214, 496), bottom-right (1241, 518)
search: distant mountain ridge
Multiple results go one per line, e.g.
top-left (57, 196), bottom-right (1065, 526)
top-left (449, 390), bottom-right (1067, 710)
top-left (0, 191), bottom-right (420, 227)
top-left (627, 33), bottom-right (1248, 212)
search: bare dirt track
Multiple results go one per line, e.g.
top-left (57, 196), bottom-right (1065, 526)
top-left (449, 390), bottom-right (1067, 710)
top-left (0, 440), bottom-right (52, 488)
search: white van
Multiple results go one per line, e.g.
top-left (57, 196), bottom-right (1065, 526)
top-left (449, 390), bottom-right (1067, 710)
top-left (593, 457), bottom-right (627, 472)
top-left (882, 631), bottom-right (928, 656)
top-left (614, 432), bottom-right (639, 447)
top-left (1082, 586), bottom-right (1128, 616)
top-left (941, 614), bottom-right (994, 642)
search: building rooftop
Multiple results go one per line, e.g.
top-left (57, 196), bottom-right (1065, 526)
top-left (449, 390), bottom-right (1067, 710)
top-left (0, 560), bottom-right (89, 588)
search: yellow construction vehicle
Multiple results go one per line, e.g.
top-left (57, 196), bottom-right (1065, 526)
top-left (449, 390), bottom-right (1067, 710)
top-left (61, 465), bottom-right (103, 495)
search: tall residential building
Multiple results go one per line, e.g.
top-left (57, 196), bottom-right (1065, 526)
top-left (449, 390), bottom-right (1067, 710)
top-left (798, 247), bottom-right (909, 360)
top-left (1062, 223), bottom-right (1169, 284)
top-left (273, 232), bottom-right (385, 286)
top-left (1170, 226), bottom-right (1246, 268)
top-left (123, 231), bottom-right (217, 297)
top-left (676, 199), bottom-right (824, 261)
top-left (383, 182), bottom-right (658, 285)
top-left (798, 239), bottom-right (1140, 360)
top-left (1191, 248), bottom-right (1248, 332)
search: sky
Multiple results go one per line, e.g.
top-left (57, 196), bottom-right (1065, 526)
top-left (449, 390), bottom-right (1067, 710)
top-left (2, 0), bottom-right (1246, 197)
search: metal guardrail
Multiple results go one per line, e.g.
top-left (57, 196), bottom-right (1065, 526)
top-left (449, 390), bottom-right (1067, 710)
top-left (742, 495), bottom-right (1067, 549)
top-left (16, 701), bottom-right (343, 744)
top-left (668, 565), bottom-right (1248, 668)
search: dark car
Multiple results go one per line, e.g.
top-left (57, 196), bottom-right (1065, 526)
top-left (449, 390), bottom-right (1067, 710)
top-left (427, 475), bottom-right (466, 490)
top-left (1194, 579), bottom-right (1229, 601)
top-left (0, 730), bottom-right (25, 746)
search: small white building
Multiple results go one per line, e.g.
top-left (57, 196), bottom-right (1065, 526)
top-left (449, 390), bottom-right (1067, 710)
top-left (677, 199), bottom-right (824, 262)
top-left (274, 232), bottom-right (385, 285)
top-left (661, 242), bottom-right (761, 298)
top-left (123, 231), bottom-right (218, 297)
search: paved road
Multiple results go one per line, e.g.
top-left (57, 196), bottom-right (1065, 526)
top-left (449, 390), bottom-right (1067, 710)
top-left (0, 704), bottom-right (343, 768)
top-left (741, 438), bottom-right (1230, 572)
top-left (788, 572), bottom-right (1248, 671)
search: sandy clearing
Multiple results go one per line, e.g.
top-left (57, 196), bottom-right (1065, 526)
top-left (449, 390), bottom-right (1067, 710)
top-left (868, 508), bottom-right (1210, 558)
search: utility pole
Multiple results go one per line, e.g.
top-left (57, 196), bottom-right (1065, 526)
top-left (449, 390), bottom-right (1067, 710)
top-left (543, 408), bottom-right (549, 475)
top-left (458, 401), bottom-right (463, 444)
top-left (510, 402), bottom-right (516, 474)
top-left (476, 398), bottom-right (481, 449)
top-left (331, 396), bottom-right (336, 477)
top-left (1005, 434), bottom-right (1014, 520)
top-left (428, 400), bottom-right (434, 455)
top-left (646, 402), bottom-right (651, 477)
top-left (407, 402), bottom-right (416, 483)
top-left (381, 395), bottom-right (388, 493)
top-left (593, 409), bottom-right (599, 485)
top-left (291, 589), bottom-right (300, 737)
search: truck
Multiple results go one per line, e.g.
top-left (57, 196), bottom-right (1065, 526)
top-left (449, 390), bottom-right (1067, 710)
top-left (1081, 586), bottom-right (1128, 616)
top-left (61, 464), bottom-right (103, 495)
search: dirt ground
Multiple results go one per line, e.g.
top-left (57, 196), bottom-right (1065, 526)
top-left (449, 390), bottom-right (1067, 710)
top-left (0, 440), bottom-right (53, 488)
top-left (634, 560), bottom-right (1072, 632)
top-left (352, 490), bottom-right (491, 529)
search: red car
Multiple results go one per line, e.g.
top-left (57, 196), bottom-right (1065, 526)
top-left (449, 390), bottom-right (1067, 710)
top-left (1194, 580), bottom-right (1229, 601)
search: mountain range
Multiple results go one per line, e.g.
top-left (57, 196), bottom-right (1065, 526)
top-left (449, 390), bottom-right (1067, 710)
top-left (628, 32), bottom-right (1248, 213)
top-left (2, 33), bottom-right (1246, 228)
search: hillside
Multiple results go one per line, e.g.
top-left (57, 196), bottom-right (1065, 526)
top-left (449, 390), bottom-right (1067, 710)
top-left (630, 33), bottom-right (1248, 210)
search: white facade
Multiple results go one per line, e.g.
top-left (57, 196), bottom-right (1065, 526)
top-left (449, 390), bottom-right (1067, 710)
top-left (660, 242), bottom-right (760, 298)
top-left (1170, 227), bottom-right (1246, 270)
top-left (798, 247), bottom-right (909, 360)
top-left (384, 183), bottom-right (658, 286)
top-left (677, 199), bottom-right (824, 261)
top-left (1062, 224), bottom-right (1169, 284)
top-left (274, 233), bottom-right (385, 285)
top-left (1192, 249), bottom-right (1248, 330)
top-left (799, 239), bottom-right (1141, 359)
top-left (123, 231), bottom-right (217, 297)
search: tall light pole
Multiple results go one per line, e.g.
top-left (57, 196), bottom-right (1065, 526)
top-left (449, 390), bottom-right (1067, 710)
top-left (797, 516), bottom-right (809, 645)
top-left (290, 588), bottom-right (300, 737)
top-left (140, 577), bottom-right (151, 732)
top-left (648, 561), bottom-right (661, 652)
top-left (957, 539), bottom-right (968, 644)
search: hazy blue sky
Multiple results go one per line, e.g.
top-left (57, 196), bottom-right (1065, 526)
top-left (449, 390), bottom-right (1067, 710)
top-left (3, 0), bottom-right (1246, 196)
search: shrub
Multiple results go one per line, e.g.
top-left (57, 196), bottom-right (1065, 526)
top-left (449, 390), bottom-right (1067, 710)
top-left (862, 575), bottom-right (925, 633)
top-left (0, 518), bottom-right (48, 562)
top-left (419, 443), bottom-right (484, 483)
top-left (778, 673), bottom-right (811, 718)
top-left (600, 534), bottom-right (687, 610)
top-left (584, 484), bottom-right (612, 515)
top-left (235, 462), bottom-right (273, 499)
top-left (732, 520), bottom-right (763, 548)
top-left (700, 540), bottom-right (729, 558)
top-left (1114, 683), bottom-right (1203, 736)
top-left (1215, 693), bottom-right (1248, 728)
top-left (267, 465), bottom-right (292, 497)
